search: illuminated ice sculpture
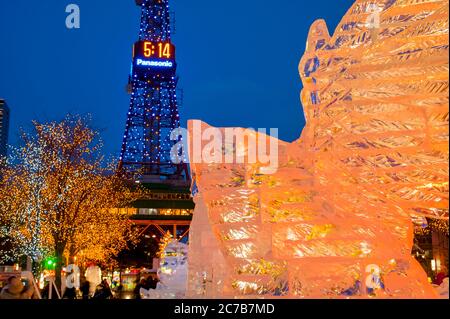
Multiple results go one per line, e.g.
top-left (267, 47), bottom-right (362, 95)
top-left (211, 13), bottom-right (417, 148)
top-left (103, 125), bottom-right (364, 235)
top-left (141, 241), bottom-right (188, 299)
top-left (186, 0), bottom-right (449, 298)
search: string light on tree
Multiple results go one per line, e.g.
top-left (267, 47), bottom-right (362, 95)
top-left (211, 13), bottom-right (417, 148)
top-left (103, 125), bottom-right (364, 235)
top-left (0, 115), bottom-right (142, 286)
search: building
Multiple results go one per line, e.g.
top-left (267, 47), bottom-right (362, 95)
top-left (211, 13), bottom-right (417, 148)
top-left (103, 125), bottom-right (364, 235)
top-left (0, 99), bottom-right (10, 158)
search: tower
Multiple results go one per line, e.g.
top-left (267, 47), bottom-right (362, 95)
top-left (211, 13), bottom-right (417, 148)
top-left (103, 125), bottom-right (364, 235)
top-left (119, 0), bottom-right (189, 184)
top-left (115, 1), bottom-right (194, 274)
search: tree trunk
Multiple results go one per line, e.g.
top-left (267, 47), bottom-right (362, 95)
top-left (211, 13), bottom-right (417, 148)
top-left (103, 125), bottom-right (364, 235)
top-left (54, 247), bottom-right (65, 296)
top-left (26, 256), bottom-right (32, 272)
top-left (68, 243), bottom-right (77, 265)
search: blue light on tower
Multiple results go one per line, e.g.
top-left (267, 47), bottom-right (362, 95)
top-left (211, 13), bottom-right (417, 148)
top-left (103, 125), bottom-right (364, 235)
top-left (119, 0), bottom-right (189, 183)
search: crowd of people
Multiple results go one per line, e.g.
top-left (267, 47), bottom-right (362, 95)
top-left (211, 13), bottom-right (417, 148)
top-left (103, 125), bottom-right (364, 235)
top-left (63, 277), bottom-right (114, 300)
top-left (0, 274), bottom-right (161, 300)
top-left (0, 267), bottom-right (447, 299)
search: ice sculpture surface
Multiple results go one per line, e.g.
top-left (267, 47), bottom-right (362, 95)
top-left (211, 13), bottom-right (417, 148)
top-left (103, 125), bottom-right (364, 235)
top-left (187, 0), bottom-right (449, 298)
top-left (142, 241), bottom-right (188, 299)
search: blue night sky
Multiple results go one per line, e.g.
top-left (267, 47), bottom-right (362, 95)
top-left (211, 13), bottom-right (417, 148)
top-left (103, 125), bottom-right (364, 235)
top-left (0, 0), bottom-right (354, 158)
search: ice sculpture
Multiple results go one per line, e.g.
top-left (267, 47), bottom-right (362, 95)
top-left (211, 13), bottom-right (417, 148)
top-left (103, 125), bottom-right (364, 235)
top-left (142, 241), bottom-right (188, 299)
top-left (187, 0), bottom-right (449, 298)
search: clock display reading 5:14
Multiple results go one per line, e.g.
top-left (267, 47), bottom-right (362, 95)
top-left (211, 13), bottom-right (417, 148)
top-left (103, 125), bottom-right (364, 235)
top-left (143, 41), bottom-right (173, 59)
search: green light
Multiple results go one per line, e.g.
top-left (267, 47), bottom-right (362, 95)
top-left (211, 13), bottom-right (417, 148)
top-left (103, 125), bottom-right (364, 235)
top-left (44, 257), bottom-right (56, 268)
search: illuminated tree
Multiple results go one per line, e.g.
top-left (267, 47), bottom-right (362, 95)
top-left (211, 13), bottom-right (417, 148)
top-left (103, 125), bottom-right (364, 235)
top-left (0, 115), bottom-right (141, 288)
top-left (0, 144), bottom-right (53, 265)
top-left (157, 231), bottom-right (173, 258)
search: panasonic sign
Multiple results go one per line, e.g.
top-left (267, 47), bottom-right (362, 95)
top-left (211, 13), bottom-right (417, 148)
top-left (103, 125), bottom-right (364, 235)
top-left (136, 59), bottom-right (174, 68)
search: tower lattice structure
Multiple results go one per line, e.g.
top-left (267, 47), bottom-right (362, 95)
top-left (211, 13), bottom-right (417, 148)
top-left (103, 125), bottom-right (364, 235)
top-left (119, 0), bottom-right (189, 183)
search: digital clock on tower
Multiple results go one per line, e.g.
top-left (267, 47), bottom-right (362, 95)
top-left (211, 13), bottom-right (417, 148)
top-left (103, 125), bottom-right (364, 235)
top-left (134, 40), bottom-right (176, 60)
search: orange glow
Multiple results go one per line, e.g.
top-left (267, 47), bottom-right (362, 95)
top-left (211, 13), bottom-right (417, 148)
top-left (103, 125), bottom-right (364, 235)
top-left (144, 41), bottom-right (153, 57)
top-left (143, 41), bottom-right (172, 59)
top-left (159, 43), bottom-right (172, 59)
top-left (186, 0), bottom-right (448, 299)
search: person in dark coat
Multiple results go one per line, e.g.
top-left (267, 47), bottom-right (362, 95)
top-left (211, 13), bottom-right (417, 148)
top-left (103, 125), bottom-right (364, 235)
top-left (148, 274), bottom-right (159, 290)
top-left (92, 279), bottom-right (113, 299)
top-left (79, 276), bottom-right (90, 299)
top-left (63, 286), bottom-right (77, 299)
top-left (134, 278), bottom-right (147, 299)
